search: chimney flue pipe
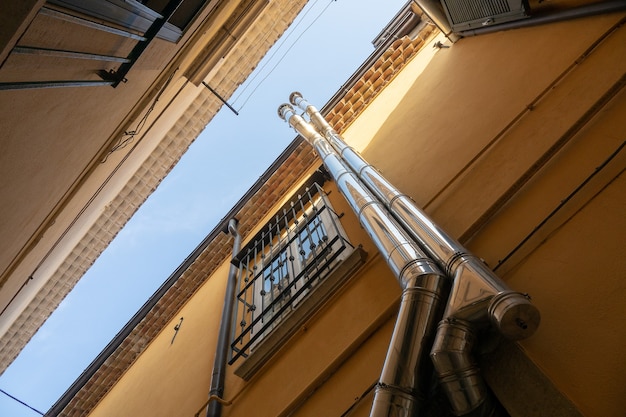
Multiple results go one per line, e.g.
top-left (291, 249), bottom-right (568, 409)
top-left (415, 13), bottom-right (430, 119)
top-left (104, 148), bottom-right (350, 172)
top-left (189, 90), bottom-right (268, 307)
top-left (279, 103), bottom-right (447, 417)
top-left (287, 93), bottom-right (540, 415)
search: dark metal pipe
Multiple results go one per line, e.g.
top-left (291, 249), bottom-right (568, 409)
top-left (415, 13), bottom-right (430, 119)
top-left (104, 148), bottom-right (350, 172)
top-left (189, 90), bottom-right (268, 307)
top-left (279, 104), bottom-right (447, 417)
top-left (206, 218), bottom-right (241, 417)
top-left (459, 0), bottom-right (626, 37)
top-left (202, 82), bottom-right (239, 116)
top-left (47, 135), bottom-right (311, 416)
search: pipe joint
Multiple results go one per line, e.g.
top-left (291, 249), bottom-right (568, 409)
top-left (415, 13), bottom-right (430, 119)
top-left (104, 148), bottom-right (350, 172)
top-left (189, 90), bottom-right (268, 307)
top-left (443, 257), bottom-right (541, 336)
top-left (387, 193), bottom-right (410, 211)
top-left (399, 259), bottom-right (446, 291)
top-left (370, 383), bottom-right (420, 417)
top-left (386, 241), bottom-right (436, 281)
top-left (430, 320), bottom-right (486, 416)
top-left (444, 251), bottom-right (477, 278)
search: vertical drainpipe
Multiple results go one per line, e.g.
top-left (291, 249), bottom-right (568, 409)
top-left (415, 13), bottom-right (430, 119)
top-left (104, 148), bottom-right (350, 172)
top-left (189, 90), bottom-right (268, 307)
top-left (289, 93), bottom-right (540, 415)
top-left (279, 104), bottom-right (447, 416)
top-left (206, 218), bottom-right (241, 417)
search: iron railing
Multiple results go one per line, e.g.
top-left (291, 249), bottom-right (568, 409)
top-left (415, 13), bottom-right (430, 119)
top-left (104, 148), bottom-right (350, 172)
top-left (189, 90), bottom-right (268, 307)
top-left (229, 184), bottom-right (351, 363)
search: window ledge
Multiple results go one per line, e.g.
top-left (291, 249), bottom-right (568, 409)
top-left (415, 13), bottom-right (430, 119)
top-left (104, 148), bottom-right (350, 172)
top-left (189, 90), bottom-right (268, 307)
top-left (233, 246), bottom-right (368, 381)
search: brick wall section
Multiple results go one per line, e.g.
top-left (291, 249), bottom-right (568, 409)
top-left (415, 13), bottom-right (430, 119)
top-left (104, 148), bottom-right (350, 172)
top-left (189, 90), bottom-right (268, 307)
top-left (328, 26), bottom-right (435, 133)
top-left (54, 26), bottom-right (435, 417)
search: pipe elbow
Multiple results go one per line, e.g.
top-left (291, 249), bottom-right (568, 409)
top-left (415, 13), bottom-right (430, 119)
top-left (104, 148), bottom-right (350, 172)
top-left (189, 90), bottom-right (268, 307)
top-left (430, 320), bottom-right (486, 416)
top-left (227, 218), bottom-right (239, 237)
top-left (430, 320), bottom-right (476, 375)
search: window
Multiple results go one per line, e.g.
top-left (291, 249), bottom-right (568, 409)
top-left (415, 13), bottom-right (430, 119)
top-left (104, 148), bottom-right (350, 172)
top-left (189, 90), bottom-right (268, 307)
top-left (229, 182), bottom-right (354, 365)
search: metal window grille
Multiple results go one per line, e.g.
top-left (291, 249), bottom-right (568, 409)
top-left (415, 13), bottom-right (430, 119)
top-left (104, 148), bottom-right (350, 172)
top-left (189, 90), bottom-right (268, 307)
top-left (229, 184), bottom-right (351, 363)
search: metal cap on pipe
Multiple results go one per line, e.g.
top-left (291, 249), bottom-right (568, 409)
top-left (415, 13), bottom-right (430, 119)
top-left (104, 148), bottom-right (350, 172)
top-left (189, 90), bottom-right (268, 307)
top-left (277, 103), bottom-right (294, 120)
top-left (289, 91), bottom-right (304, 106)
top-left (488, 291), bottom-right (540, 340)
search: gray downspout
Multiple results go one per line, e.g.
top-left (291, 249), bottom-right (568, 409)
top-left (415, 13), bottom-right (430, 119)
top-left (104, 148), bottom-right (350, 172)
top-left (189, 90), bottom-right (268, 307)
top-left (279, 104), bottom-right (447, 416)
top-left (289, 93), bottom-right (540, 415)
top-left (206, 218), bottom-right (241, 417)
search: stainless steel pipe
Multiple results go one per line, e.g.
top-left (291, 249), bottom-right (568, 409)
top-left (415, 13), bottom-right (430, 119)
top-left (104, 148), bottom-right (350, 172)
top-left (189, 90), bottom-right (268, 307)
top-left (288, 93), bottom-right (540, 415)
top-left (290, 92), bottom-right (539, 335)
top-left (279, 104), bottom-right (447, 416)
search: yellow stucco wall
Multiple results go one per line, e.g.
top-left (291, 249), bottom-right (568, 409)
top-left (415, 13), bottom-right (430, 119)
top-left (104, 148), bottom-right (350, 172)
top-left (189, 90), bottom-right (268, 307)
top-left (220, 178), bottom-right (402, 416)
top-left (86, 173), bottom-right (403, 417)
top-left (88, 259), bottom-right (230, 417)
top-left (351, 11), bottom-right (626, 417)
top-left (86, 10), bottom-right (626, 417)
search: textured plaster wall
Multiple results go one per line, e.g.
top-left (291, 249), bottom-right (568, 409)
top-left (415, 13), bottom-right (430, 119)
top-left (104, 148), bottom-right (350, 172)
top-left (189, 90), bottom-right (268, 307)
top-left (221, 179), bottom-right (402, 416)
top-left (88, 260), bottom-right (230, 417)
top-left (84, 11), bottom-right (626, 417)
top-left (353, 12), bottom-right (626, 417)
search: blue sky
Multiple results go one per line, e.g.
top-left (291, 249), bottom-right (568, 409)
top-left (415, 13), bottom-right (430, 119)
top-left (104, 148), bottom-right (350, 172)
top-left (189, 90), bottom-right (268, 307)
top-left (0, 0), bottom-right (408, 415)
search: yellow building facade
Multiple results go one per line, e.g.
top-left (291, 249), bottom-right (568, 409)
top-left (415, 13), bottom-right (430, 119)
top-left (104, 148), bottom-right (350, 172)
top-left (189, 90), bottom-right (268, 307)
top-left (49, 1), bottom-right (626, 416)
top-left (0, 0), bottom-right (307, 374)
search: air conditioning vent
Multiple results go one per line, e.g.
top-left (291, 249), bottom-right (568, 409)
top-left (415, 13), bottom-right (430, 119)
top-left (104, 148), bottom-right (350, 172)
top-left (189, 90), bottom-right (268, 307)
top-left (441, 0), bottom-right (529, 31)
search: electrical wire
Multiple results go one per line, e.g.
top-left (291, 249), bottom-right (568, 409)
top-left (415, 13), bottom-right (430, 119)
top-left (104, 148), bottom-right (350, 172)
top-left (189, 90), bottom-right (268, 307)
top-left (101, 70), bottom-right (177, 163)
top-left (229, 0), bottom-right (322, 105)
top-left (0, 388), bottom-right (44, 416)
top-left (0, 70), bottom-right (181, 320)
top-left (234, 0), bottom-right (335, 112)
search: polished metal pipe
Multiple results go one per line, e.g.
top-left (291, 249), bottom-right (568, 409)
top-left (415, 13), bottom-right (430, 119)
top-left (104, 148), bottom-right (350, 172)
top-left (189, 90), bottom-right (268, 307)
top-left (289, 93), bottom-right (540, 415)
top-left (290, 92), bottom-right (458, 266)
top-left (289, 92), bottom-right (539, 336)
top-left (279, 104), bottom-right (447, 417)
top-left (430, 320), bottom-right (485, 414)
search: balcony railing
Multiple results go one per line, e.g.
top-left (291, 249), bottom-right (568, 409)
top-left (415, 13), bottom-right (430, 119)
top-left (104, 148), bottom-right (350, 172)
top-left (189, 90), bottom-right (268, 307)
top-left (229, 184), bottom-right (351, 363)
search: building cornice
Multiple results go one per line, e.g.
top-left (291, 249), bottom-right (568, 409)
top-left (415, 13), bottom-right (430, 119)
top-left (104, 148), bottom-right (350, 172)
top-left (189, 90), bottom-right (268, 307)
top-left (48, 4), bottom-right (436, 415)
top-left (0, 0), bottom-right (306, 382)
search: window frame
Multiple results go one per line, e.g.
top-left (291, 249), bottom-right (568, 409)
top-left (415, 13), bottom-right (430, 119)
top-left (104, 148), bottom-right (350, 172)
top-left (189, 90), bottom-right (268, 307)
top-left (249, 192), bottom-right (349, 345)
top-left (229, 176), bottom-right (365, 377)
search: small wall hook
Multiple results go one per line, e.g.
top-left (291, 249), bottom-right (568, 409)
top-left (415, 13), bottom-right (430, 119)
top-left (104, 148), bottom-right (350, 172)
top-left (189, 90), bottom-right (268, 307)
top-left (171, 317), bottom-right (184, 345)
